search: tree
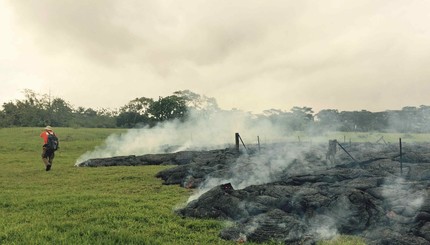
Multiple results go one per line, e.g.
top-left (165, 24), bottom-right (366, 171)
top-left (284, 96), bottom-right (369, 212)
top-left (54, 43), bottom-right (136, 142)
top-left (289, 106), bottom-right (314, 131)
top-left (147, 95), bottom-right (187, 122)
top-left (259, 109), bottom-right (293, 131)
top-left (116, 97), bottom-right (154, 128)
top-left (71, 107), bottom-right (116, 128)
top-left (315, 109), bottom-right (340, 131)
top-left (0, 102), bottom-right (20, 126)
top-left (0, 89), bottom-right (117, 128)
top-left (0, 90), bottom-right (49, 126)
top-left (49, 98), bottom-right (73, 126)
top-left (120, 97), bottom-right (153, 115)
top-left (417, 105), bottom-right (430, 132)
top-left (174, 90), bottom-right (219, 111)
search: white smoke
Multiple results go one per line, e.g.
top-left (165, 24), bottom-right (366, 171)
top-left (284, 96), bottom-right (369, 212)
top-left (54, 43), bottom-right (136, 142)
top-left (75, 109), bottom-right (289, 165)
top-left (187, 143), bottom-right (320, 202)
top-left (308, 215), bottom-right (339, 240)
top-left (382, 177), bottom-right (426, 213)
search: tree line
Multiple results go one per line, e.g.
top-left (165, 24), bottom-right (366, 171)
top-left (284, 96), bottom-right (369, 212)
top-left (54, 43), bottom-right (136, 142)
top-left (1, 89), bottom-right (429, 133)
top-left (0, 90), bottom-right (211, 128)
top-left (264, 106), bottom-right (430, 133)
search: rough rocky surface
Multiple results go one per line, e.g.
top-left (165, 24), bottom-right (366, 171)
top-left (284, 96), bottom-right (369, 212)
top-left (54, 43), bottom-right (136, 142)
top-left (77, 148), bottom-right (243, 188)
top-left (77, 149), bottom-right (237, 168)
top-left (77, 142), bottom-right (430, 244)
top-left (179, 160), bottom-right (430, 244)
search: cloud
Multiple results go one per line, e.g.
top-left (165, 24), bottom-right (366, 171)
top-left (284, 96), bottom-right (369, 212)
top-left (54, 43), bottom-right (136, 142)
top-left (7, 0), bottom-right (140, 64)
top-left (2, 0), bottom-right (430, 112)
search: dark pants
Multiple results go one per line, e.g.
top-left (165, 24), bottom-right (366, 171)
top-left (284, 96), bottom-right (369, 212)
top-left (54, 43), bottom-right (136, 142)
top-left (42, 145), bottom-right (55, 163)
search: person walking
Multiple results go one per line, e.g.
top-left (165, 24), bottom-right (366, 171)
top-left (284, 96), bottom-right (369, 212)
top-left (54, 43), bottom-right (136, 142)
top-left (40, 126), bottom-right (59, 171)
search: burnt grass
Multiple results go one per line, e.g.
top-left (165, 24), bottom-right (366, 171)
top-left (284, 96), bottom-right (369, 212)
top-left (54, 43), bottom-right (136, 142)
top-left (77, 142), bottom-right (430, 244)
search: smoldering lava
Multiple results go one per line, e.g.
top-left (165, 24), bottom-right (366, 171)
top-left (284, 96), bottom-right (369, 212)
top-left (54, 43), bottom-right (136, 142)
top-left (77, 142), bottom-right (430, 244)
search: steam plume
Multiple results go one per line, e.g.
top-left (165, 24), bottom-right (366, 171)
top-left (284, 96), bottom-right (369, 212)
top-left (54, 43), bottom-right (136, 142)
top-left (75, 109), bottom-right (288, 165)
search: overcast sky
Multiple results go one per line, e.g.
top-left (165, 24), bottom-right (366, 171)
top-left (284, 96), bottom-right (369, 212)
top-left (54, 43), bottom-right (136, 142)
top-left (1, 0), bottom-right (430, 113)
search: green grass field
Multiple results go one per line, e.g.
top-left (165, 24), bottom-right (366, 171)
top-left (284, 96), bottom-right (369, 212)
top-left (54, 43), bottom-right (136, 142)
top-left (0, 127), bottom-right (371, 244)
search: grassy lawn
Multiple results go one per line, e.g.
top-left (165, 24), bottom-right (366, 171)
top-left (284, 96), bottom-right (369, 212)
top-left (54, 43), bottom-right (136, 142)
top-left (0, 127), bottom-right (367, 244)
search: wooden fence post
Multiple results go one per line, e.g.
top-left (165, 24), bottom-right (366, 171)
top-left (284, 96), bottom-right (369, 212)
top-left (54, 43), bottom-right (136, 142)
top-left (235, 133), bottom-right (240, 152)
top-left (399, 138), bottom-right (403, 176)
top-left (257, 136), bottom-right (261, 152)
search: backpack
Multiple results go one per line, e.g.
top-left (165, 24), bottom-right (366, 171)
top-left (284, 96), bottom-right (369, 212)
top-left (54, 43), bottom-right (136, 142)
top-left (47, 133), bottom-right (59, 151)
